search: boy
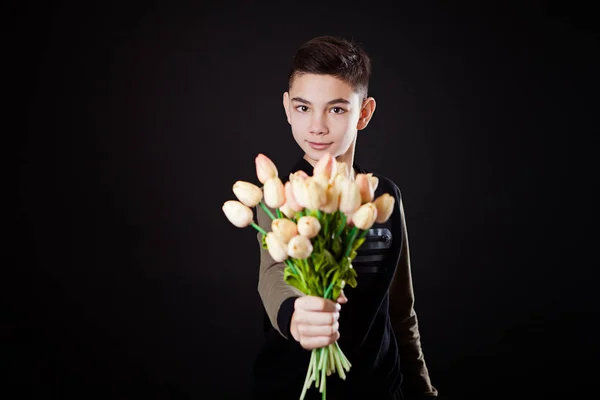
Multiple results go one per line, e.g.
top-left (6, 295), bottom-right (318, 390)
top-left (251, 36), bottom-right (438, 400)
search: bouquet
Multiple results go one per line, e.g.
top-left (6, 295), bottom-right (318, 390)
top-left (222, 153), bottom-right (395, 399)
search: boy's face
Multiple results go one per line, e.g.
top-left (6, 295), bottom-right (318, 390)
top-left (283, 73), bottom-right (375, 165)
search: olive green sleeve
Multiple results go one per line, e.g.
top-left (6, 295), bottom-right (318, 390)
top-left (256, 205), bottom-right (304, 339)
top-left (389, 199), bottom-right (438, 397)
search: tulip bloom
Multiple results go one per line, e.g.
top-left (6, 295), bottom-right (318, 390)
top-left (313, 152), bottom-right (337, 181)
top-left (263, 177), bottom-right (285, 209)
top-left (305, 178), bottom-right (327, 210)
top-left (352, 203), bottom-right (378, 230)
top-left (374, 193), bottom-right (395, 223)
top-left (287, 235), bottom-right (313, 259)
top-left (355, 173), bottom-right (378, 204)
top-left (284, 181), bottom-right (303, 212)
top-left (255, 153), bottom-right (278, 184)
top-left (279, 202), bottom-right (296, 219)
top-left (339, 177), bottom-right (361, 214)
top-left (297, 216), bottom-right (321, 239)
top-left (232, 181), bottom-right (263, 207)
top-left (266, 232), bottom-right (288, 262)
top-left (222, 200), bottom-right (254, 228)
top-left (272, 218), bottom-right (298, 243)
top-left (321, 183), bottom-right (341, 213)
top-left (291, 174), bottom-right (309, 209)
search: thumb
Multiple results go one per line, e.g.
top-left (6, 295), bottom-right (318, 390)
top-left (336, 290), bottom-right (348, 304)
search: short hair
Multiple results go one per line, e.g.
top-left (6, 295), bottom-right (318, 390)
top-left (288, 36), bottom-right (372, 100)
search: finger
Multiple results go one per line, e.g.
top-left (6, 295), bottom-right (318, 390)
top-left (294, 309), bottom-right (339, 326)
top-left (336, 290), bottom-right (348, 304)
top-left (298, 321), bottom-right (339, 337)
top-left (296, 296), bottom-right (340, 312)
top-left (299, 332), bottom-right (340, 350)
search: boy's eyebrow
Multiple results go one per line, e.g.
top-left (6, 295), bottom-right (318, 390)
top-left (291, 97), bottom-right (351, 105)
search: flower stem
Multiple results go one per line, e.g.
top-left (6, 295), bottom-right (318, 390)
top-left (300, 350), bottom-right (316, 400)
top-left (343, 226), bottom-right (359, 258)
top-left (276, 208), bottom-right (282, 219)
top-left (323, 280), bottom-right (335, 300)
top-left (259, 202), bottom-right (276, 220)
top-left (250, 222), bottom-right (267, 236)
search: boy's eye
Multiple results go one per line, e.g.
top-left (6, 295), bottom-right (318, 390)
top-left (331, 107), bottom-right (346, 114)
top-left (296, 105), bottom-right (309, 112)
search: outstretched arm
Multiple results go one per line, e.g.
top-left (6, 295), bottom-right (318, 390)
top-left (256, 205), bottom-right (303, 339)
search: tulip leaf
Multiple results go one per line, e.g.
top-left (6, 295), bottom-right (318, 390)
top-left (351, 237), bottom-right (366, 252)
top-left (344, 268), bottom-right (358, 288)
top-left (332, 236), bottom-right (343, 259)
top-left (323, 249), bottom-right (336, 266)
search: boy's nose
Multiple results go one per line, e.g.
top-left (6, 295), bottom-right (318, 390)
top-left (309, 117), bottom-right (328, 135)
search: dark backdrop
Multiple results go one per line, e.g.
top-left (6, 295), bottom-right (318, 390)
top-left (14, 1), bottom-right (598, 399)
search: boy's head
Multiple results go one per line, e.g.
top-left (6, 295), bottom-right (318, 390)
top-left (283, 36), bottom-right (376, 166)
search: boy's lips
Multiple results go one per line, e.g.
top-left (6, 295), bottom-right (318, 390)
top-left (307, 141), bottom-right (333, 150)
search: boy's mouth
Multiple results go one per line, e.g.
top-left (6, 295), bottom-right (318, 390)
top-left (307, 141), bottom-right (333, 150)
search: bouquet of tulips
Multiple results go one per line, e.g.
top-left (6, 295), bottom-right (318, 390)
top-left (222, 153), bottom-right (395, 399)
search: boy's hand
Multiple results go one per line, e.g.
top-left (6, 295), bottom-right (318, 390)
top-left (290, 291), bottom-right (348, 350)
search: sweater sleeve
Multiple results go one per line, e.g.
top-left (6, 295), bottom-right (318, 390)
top-left (256, 204), bottom-right (303, 340)
top-left (389, 196), bottom-right (439, 398)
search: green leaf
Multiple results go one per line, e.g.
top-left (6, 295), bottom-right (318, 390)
top-left (332, 236), bottom-right (342, 258)
top-left (351, 237), bottom-right (366, 252)
top-left (344, 267), bottom-right (358, 288)
top-left (312, 251), bottom-right (325, 272)
top-left (323, 249), bottom-right (336, 266)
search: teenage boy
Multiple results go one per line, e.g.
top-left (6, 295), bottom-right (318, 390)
top-left (251, 36), bottom-right (438, 400)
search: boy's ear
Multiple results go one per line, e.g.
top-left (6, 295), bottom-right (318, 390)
top-left (357, 97), bottom-right (376, 130)
top-left (283, 92), bottom-right (291, 125)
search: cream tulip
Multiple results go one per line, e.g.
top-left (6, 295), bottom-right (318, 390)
top-left (291, 175), bottom-right (309, 209)
top-left (320, 183), bottom-right (341, 213)
top-left (334, 161), bottom-right (350, 179)
top-left (374, 193), bottom-right (395, 223)
top-left (297, 216), bottom-right (321, 239)
top-left (263, 177), bottom-right (285, 209)
top-left (222, 200), bottom-right (254, 228)
top-left (352, 203), bottom-right (378, 230)
top-left (232, 181), bottom-right (263, 207)
top-left (279, 202), bottom-right (296, 219)
top-left (355, 174), bottom-right (375, 204)
top-left (339, 177), bottom-right (362, 214)
top-left (313, 152), bottom-right (336, 181)
top-left (287, 235), bottom-right (313, 259)
top-left (368, 174), bottom-right (379, 192)
top-left (266, 232), bottom-right (288, 262)
top-left (272, 218), bottom-right (298, 243)
top-left (284, 181), bottom-right (303, 212)
top-left (255, 153), bottom-right (278, 184)
top-left (305, 178), bottom-right (327, 210)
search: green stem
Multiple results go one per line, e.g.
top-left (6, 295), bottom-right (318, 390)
top-left (323, 280), bottom-right (335, 300)
top-left (335, 213), bottom-right (347, 237)
top-left (343, 226), bottom-right (359, 258)
top-left (358, 229), bottom-right (369, 239)
top-left (259, 202), bottom-right (276, 220)
top-left (276, 208), bottom-right (282, 219)
top-left (250, 222), bottom-right (267, 236)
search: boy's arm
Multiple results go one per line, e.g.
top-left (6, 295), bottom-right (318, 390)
top-left (389, 198), bottom-right (438, 398)
top-left (256, 205), bottom-right (304, 339)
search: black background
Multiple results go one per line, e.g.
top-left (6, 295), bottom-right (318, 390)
top-left (14, 1), bottom-right (598, 399)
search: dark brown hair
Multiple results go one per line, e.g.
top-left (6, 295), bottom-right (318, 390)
top-left (288, 36), bottom-right (372, 100)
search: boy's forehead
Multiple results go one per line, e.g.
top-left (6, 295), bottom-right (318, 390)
top-left (289, 73), bottom-right (359, 102)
